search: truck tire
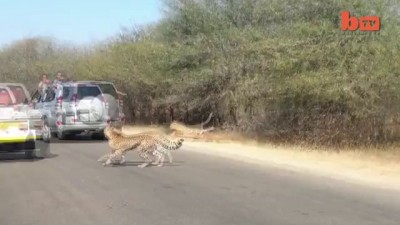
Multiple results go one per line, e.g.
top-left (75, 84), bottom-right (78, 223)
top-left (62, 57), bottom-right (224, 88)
top-left (42, 121), bottom-right (51, 143)
top-left (57, 131), bottom-right (68, 140)
top-left (24, 150), bottom-right (35, 159)
top-left (91, 131), bottom-right (106, 140)
top-left (24, 140), bottom-right (36, 159)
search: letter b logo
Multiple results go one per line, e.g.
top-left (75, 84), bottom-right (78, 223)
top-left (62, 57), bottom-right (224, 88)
top-left (341, 11), bottom-right (358, 31)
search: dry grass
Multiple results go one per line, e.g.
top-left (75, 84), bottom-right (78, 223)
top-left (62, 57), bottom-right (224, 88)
top-left (122, 124), bottom-right (400, 190)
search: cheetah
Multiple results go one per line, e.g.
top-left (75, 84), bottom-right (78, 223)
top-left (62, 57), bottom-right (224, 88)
top-left (99, 125), bottom-right (181, 166)
top-left (119, 130), bottom-right (178, 166)
top-left (98, 125), bottom-right (184, 168)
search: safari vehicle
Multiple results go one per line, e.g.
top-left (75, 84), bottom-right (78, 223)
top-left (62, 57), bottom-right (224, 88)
top-left (0, 82), bottom-right (31, 104)
top-left (0, 84), bottom-right (51, 159)
top-left (77, 80), bottom-right (126, 124)
top-left (31, 82), bottom-right (110, 140)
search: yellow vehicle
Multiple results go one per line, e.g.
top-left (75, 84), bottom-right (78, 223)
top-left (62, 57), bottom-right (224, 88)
top-left (0, 84), bottom-right (50, 159)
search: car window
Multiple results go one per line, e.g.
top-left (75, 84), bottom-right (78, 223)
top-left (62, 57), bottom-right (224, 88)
top-left (97, 83), bottom-right (118, 99)
top-left (0, 88), bottom-right (12, 105)
top-left (62, 86), bottom-right (74, 101)
top-left (7, 85), bottom-right (27, 104)
top-left (77, 86), bottom-right (102, 100)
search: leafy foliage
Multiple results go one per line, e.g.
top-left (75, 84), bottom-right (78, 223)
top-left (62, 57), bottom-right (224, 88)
top-left (1, 0), bottom-right (399, 146)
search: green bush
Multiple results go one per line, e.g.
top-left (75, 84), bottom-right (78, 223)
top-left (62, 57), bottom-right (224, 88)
top-left (1, 0), bottom-right (399, 146)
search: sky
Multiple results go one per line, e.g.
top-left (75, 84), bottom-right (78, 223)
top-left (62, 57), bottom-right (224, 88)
top-left (0, 0), bottom-right (163, 46)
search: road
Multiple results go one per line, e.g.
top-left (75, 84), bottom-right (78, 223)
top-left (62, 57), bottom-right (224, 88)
top-left (1, 137), bottom-right (400, 225)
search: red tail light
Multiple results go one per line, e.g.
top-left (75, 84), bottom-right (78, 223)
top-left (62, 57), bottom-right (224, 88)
top-left (56, 96), bottom-right (62, 110)
top-left (70, 93), bottom-right (78, 106)
top-left (117, 94), bottom-right (124, 108)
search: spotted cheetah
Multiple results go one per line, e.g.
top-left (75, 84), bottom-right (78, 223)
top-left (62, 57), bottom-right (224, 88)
top-left (99, 125), bottom-right (184, 168)
top-left (99, 125), bottom-right (181, 166)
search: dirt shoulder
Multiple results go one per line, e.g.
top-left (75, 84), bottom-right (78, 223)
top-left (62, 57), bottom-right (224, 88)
top-left (123, 125), bottom-right (400, 191)
top-left (184, 141), bottom-right (400, 191)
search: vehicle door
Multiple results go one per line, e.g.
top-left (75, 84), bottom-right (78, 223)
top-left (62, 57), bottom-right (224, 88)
top-left (31, 90), bottom-right (44, 109)
top-left (41, 88), bottom-right (57, 128)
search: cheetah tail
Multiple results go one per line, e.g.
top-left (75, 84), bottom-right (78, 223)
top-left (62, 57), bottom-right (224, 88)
top-left (169, 138), bottom-right (185, 150)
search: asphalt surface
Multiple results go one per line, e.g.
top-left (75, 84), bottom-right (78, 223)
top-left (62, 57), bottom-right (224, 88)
top-left (1, 136), bottom-right (400, 225)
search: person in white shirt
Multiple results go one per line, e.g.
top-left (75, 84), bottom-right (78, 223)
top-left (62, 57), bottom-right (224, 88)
top-left (52, 72), bottom-right (65, 86)
top-left (38, 73), bottom-right (50, 95)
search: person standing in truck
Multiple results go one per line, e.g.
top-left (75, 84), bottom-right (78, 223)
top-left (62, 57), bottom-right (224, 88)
top-left (38, 73), bottom-right (50, 96)
top-left (52, 72), bottom-right (65, 86)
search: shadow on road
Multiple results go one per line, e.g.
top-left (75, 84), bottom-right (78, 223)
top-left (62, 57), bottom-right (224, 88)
top-left (106, 160), bottom-right (185, 167)
top-left (0, 152), bottom-right (59, 162)
top-left (51, 134), bottom-right (108, 144)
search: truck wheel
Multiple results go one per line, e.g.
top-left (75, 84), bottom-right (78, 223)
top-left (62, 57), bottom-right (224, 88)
top-left (57, 131), bottom-right (67, 140)
top-left (91, 132), bottom-right (106, 140)
top-left (24, 140), bottom-right (36, 159)
top-left (37, 144), bottom-right (50, 158)
top-left (42, 122), bottom-right (51, 143)
top-left (24, 150), bottom-right (35, 159)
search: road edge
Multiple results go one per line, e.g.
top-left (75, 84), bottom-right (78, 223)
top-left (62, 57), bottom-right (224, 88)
top-left (183, 141), bottom-right (400, 192)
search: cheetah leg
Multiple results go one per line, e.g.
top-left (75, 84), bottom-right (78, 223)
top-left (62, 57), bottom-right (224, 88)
top-left (153, 151), bottom-right (165, 167)
top-left (103, 155), bottom-right (114, 166)
top-left (98, 151), bottom-right (114, 162)
top-left (151, 146), bottom-right (161, 165)
top-left (103, 149), bottom-right (123, 166)
top-left (137, 152), bottom-right (153, 168)
top-left (103, 156), bottom-right (113, 166)
top-left (98, 147), bottom-right (117, 163)
top-left (119, 153), bottom-right (126, 164)
top-left (167, 151), bottom-right (173, 164)
top-left (157, 153), bottom-right (165, 167)
top-left (98, 153), bottom-right (125, 164)
top-left (97, 153), bottom-right (110, 162)
top-left (151, 151), bottom-right (162, 165)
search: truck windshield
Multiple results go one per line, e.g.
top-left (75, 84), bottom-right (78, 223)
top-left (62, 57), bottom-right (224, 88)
top-left (77, 86), bottom-right (102, 100)
top-left (61, 85), bottom-right (102, 102)
top-left (0, 88), bottom-right (12, 106)
top-left (96, 83), bottom-right (118, 99)
top-left (7, 85), bottom-right (27, 104)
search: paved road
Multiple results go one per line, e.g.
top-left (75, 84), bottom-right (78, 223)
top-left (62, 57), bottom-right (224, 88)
top-left (1, 137), bottom-right (400, 225)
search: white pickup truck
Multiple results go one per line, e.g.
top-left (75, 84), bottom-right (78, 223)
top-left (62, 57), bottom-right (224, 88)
top-left (0, 83), bottom-right (51, 159)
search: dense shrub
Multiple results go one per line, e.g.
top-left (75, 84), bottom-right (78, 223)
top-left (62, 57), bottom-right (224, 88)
top-left (1, 0), bottom-right (399, 146)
